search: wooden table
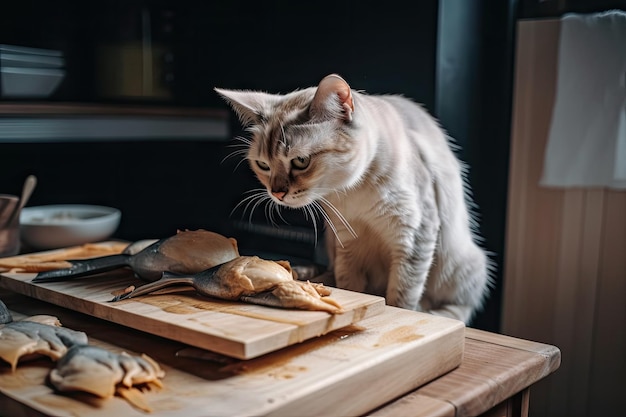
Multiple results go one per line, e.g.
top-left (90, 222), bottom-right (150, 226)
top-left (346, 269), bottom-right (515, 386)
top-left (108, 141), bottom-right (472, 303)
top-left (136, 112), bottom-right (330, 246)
top-left (368, 327), bottom-right (560, 417)
top-left (0, 289), bottom-right (559, 417)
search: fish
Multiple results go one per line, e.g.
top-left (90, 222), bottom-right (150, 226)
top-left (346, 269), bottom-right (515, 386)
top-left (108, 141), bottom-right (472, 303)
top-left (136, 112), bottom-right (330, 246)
top-left (111, 256), bottom-right (344, 314)
top-left (49, 344), bottom-right (164, 412)
top-left (0, 299), bottom-right (12, 324)
top-left (32, 229), bottom-right (240, 283)
top-left (0, 316), bottom-right (88, 372)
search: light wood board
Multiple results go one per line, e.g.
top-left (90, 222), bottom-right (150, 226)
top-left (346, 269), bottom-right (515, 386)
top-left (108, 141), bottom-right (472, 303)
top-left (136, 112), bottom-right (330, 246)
top-left (0, 291), bottom-right (465, 417)
top-left (0, 261), bottom-right (385, 359)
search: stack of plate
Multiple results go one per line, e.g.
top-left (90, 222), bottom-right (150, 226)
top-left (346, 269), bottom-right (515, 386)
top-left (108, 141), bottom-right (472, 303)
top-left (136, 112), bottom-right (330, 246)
top-left (0, 44), bottom-right (66, 98)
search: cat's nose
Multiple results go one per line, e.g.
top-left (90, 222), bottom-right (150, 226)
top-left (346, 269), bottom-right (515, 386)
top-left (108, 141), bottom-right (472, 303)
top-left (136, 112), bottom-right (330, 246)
top-left (271, 190), bottom-right (287, 201)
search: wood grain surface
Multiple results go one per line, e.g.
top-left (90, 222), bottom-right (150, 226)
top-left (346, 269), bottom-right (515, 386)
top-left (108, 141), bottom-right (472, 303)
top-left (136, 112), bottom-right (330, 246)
top-left (503, 19), bottom-right (625, 417)
top-left (0, 260), bottom-right (385, 359)
top-left (367, 328), bottom-right (561, 417)
top-left (0, 291), bottom-right (465, 417)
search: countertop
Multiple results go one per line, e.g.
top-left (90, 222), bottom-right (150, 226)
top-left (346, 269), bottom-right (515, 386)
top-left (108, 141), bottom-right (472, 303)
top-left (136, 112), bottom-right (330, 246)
top-left (368, 327), bottom-right (561, 416)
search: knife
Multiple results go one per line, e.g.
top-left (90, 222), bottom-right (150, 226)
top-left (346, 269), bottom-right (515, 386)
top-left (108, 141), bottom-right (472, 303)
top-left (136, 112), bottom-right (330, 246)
top-left (32, 254), bottom-right (134, 282)
top-left (31, 239), bottom-right (157, 283)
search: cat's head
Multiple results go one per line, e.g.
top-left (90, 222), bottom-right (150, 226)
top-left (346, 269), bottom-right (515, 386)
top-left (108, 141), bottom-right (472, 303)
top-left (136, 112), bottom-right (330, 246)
top-left (216, 74), bottom-right (363, 209)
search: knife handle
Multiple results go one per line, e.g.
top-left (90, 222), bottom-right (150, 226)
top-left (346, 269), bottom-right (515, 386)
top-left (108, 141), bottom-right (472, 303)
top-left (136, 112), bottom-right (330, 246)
top-left (32, 254), bottom-right (131, 282)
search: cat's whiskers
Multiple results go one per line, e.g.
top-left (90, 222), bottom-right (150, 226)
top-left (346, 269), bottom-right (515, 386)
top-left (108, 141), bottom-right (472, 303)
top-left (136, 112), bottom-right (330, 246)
top-left (265, 199), bottom-right (288, 227)
top-left (230, 189), bottom-right (270, 223)
top-left (273, 204), bottom-right (291, 226)
top-left (231, 187), bottom-right (353, 248)
top-left (314, 194), bottom-right (358, 240)
top-left (334, 189), bottom-right (350, 198)
top-left (248, 195), bottom-right (273, 224)
top-left (310, 200), bottom-right (345, 248)
top-left (302, 205), bottom-right (321, 245)
top-left (221, 136), bottom-right (252, 170)
top-left (231, 188), bottom-right (303, 230)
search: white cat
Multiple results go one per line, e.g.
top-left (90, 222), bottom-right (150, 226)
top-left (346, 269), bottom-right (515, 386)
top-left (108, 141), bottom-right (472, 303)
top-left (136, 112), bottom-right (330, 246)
top-left (216, 74), bottom-right (492, 324)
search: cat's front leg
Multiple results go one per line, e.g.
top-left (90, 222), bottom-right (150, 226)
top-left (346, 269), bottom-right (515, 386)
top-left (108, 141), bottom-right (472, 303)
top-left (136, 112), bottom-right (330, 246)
top-left (332, 246), bottom-right (369, 293)
top-left (385, 247), bottom-right (436, 311)
top-left (385, 215), bottom-right (439, 311)
top-left (322, 227), bottom-right (369, 292)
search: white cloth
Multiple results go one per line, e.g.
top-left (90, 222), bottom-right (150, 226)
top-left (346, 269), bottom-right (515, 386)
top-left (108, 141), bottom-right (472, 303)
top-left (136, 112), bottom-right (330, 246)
top-left (540, 10), bottom-right (626, 190)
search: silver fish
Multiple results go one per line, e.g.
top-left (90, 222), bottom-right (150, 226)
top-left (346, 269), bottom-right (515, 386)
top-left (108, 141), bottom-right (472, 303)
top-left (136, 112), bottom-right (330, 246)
top-left (110, 256), bottom-right (343, 313)
top-left (49, 344), bottom-right (164, 400)
top-left (0, 299), bottom-right (12, 324)
top-left (0, 318), bottom-right (88, 371)
top-left (33, 229), bottom-right (239, 283)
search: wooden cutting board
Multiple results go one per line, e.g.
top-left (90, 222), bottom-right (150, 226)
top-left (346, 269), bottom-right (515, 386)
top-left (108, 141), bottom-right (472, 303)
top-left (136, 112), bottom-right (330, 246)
top-left (0, 291), bottom-right (465, 417)
top-left (0, 247), bottom-right (385, 359)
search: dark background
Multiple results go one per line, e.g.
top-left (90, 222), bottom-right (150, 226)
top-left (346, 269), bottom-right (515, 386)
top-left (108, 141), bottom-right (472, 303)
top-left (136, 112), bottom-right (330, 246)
top-left (2, 0), bottom-right (620, 331)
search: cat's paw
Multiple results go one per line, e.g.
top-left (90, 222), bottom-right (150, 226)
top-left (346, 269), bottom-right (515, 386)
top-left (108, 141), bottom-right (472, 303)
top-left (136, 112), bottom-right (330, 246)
top-left (307, 270), bottom-right (336, 287)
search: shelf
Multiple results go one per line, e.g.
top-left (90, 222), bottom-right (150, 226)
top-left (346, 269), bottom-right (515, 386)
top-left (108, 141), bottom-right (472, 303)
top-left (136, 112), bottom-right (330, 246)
top-left (0, 102), bottom-right (228, 118)
top-left (0, 102), bottom-right (231, 142)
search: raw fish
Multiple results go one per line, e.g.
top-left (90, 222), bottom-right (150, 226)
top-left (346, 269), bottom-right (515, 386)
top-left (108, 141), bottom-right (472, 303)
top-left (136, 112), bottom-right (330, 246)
top-left (49, 344), bottom-right (164, 412)
top-left (0, 317), bottom-right (88, 371)
top-left (33, 229), bottom-right (240, 282)
top-left (111, 256), bottom-right (343, 314)
top-left (0, 299), bottom-right (12, 324)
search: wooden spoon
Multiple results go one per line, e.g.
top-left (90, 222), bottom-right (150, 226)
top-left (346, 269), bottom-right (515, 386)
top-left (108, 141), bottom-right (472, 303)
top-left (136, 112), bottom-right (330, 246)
top-left (5, 175), bottom-right (37, 228)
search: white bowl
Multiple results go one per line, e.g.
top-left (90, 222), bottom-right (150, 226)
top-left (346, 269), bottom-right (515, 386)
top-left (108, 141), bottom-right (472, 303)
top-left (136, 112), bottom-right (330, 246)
top-left (0, 52), bottom-right (65, 69)
top-left (20, 205), bottom-right (121, 250)
top-left (0, 44), bottom-right (63, 57)
top-left (1, 67), bottom-right (66, 98)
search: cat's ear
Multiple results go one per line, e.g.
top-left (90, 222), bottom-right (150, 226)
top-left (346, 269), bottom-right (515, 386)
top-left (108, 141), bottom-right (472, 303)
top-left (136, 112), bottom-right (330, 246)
top-left (214, 88), bottom-right (270, 126)
top-left (310, 74), bottom-right (354, 122)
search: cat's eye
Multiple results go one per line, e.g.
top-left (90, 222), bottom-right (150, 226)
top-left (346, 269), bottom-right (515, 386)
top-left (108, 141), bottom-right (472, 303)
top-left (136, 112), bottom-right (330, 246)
top-left (291, 156), bottom-right (310, 170)
top-left (256, 160), bottom-right (270, 171)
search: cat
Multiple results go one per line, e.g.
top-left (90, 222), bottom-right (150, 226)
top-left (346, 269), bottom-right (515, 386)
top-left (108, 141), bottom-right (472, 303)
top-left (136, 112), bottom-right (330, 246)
top-left (216, 74), bottom-right (492, 324)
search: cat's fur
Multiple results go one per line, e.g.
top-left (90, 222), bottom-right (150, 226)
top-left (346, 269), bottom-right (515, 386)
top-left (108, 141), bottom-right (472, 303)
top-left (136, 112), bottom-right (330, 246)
top-left (216, 74), bottom-right (492, 324)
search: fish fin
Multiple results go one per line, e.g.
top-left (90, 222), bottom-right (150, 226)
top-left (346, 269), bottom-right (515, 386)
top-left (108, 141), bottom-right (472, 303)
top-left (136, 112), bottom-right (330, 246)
top-left (239, 292), bottom-right (285, 308)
